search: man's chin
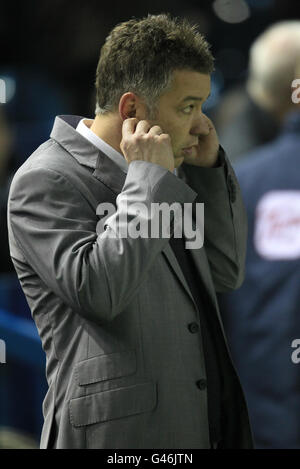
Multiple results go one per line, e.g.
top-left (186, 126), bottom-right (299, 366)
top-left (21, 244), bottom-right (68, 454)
top-left (174, 156), bottom-right (185, 168)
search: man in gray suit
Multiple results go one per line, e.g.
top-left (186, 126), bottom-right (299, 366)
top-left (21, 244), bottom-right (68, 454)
top-left (7, 14), bottom-right (253, 449)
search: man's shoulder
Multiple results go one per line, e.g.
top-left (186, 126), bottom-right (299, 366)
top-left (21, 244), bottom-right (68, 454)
top-left (13, 137), bottom-right (78, 178)
top-left (8, 135), bottom-right (114, 211)
top-left (10, 135), bottom-right (95, 194)
top-left (236, 133), bottom-right (300, 181)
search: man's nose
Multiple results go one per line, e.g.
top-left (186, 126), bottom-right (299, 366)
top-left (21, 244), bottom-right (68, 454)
top-left (190, 112), bottom-right (210, 137)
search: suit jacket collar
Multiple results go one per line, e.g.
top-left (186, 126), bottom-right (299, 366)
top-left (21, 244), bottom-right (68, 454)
top-left (50, 115), bottom-right (127, 194)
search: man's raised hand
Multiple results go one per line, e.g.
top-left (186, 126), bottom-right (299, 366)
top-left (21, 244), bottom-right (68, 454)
top-left (120, 118), bottom-right (175, 172)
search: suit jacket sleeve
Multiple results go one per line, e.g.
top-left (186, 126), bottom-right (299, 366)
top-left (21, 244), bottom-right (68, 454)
top-left (178, 147), bottom-right (248, 292)
top-left (8, 160), bottom-right (197, 324)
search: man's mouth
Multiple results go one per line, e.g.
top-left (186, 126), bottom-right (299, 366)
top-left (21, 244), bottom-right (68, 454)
top-left (182, 145), bottom-right (197, 155)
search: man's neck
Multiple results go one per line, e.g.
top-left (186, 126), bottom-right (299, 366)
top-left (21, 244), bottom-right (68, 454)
top-left (90, 114), bottom-right (124, 155)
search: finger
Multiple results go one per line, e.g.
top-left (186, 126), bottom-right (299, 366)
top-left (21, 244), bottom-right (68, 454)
top-left (148, 125), bottom-right (163, 136)
top-left (122, 118), bottom-right (138, 136)
top-left (135, 120), bottom-right (151, 135)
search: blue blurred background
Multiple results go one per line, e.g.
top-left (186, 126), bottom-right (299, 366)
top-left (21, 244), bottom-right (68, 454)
top-left (0, 0), bottom-right (300, 448)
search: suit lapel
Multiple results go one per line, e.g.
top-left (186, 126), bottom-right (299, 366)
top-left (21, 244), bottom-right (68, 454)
top-left (161, 244), bottom-right (196, 304)
top-left (189, 246), bottom-right (225, 330)
top-left (164, 214), bottom-right (226, 332)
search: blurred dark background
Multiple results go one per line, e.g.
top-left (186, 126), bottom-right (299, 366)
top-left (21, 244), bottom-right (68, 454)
top-left (0, 0), bottom-right (299, 448)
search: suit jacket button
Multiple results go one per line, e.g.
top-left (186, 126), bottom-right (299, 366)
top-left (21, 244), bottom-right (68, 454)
top-left (196, 379), bottom-right (207, 390)
top-left (188, 322), bottom-right (199, 333)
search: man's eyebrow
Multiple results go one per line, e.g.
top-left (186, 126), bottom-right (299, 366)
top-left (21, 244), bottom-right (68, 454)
top-left (181, 93), bottom-right (211, 103)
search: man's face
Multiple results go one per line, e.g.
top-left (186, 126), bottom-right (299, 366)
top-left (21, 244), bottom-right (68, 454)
top-left (146, 70), bottom-right (211, 168)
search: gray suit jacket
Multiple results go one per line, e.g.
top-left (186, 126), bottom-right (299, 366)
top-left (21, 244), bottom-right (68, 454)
top-left (7, 115), bottom-right (253, 449)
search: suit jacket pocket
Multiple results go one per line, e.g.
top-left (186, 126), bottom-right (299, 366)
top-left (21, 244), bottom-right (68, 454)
top-left (69, 381), bottom-right (157, 427)
top-left (75, 350), bottom-right (136, 386)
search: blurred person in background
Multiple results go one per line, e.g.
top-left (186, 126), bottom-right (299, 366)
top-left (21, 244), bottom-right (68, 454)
top-left (218, 22), bottom-right (300, 448)
top-left (215, 82), bottom-right (279, 163)
top-left (217, 21), bottom-right (300, 163)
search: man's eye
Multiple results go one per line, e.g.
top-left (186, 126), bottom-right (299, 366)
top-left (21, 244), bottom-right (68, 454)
top-left (182, 104), bottom-right (195, 114)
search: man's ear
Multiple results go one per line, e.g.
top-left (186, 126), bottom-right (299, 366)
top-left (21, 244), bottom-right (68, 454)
top-left (119, 92), bottom-right (138, 121)
top-left (119, 92), bottom-right (147, 121)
